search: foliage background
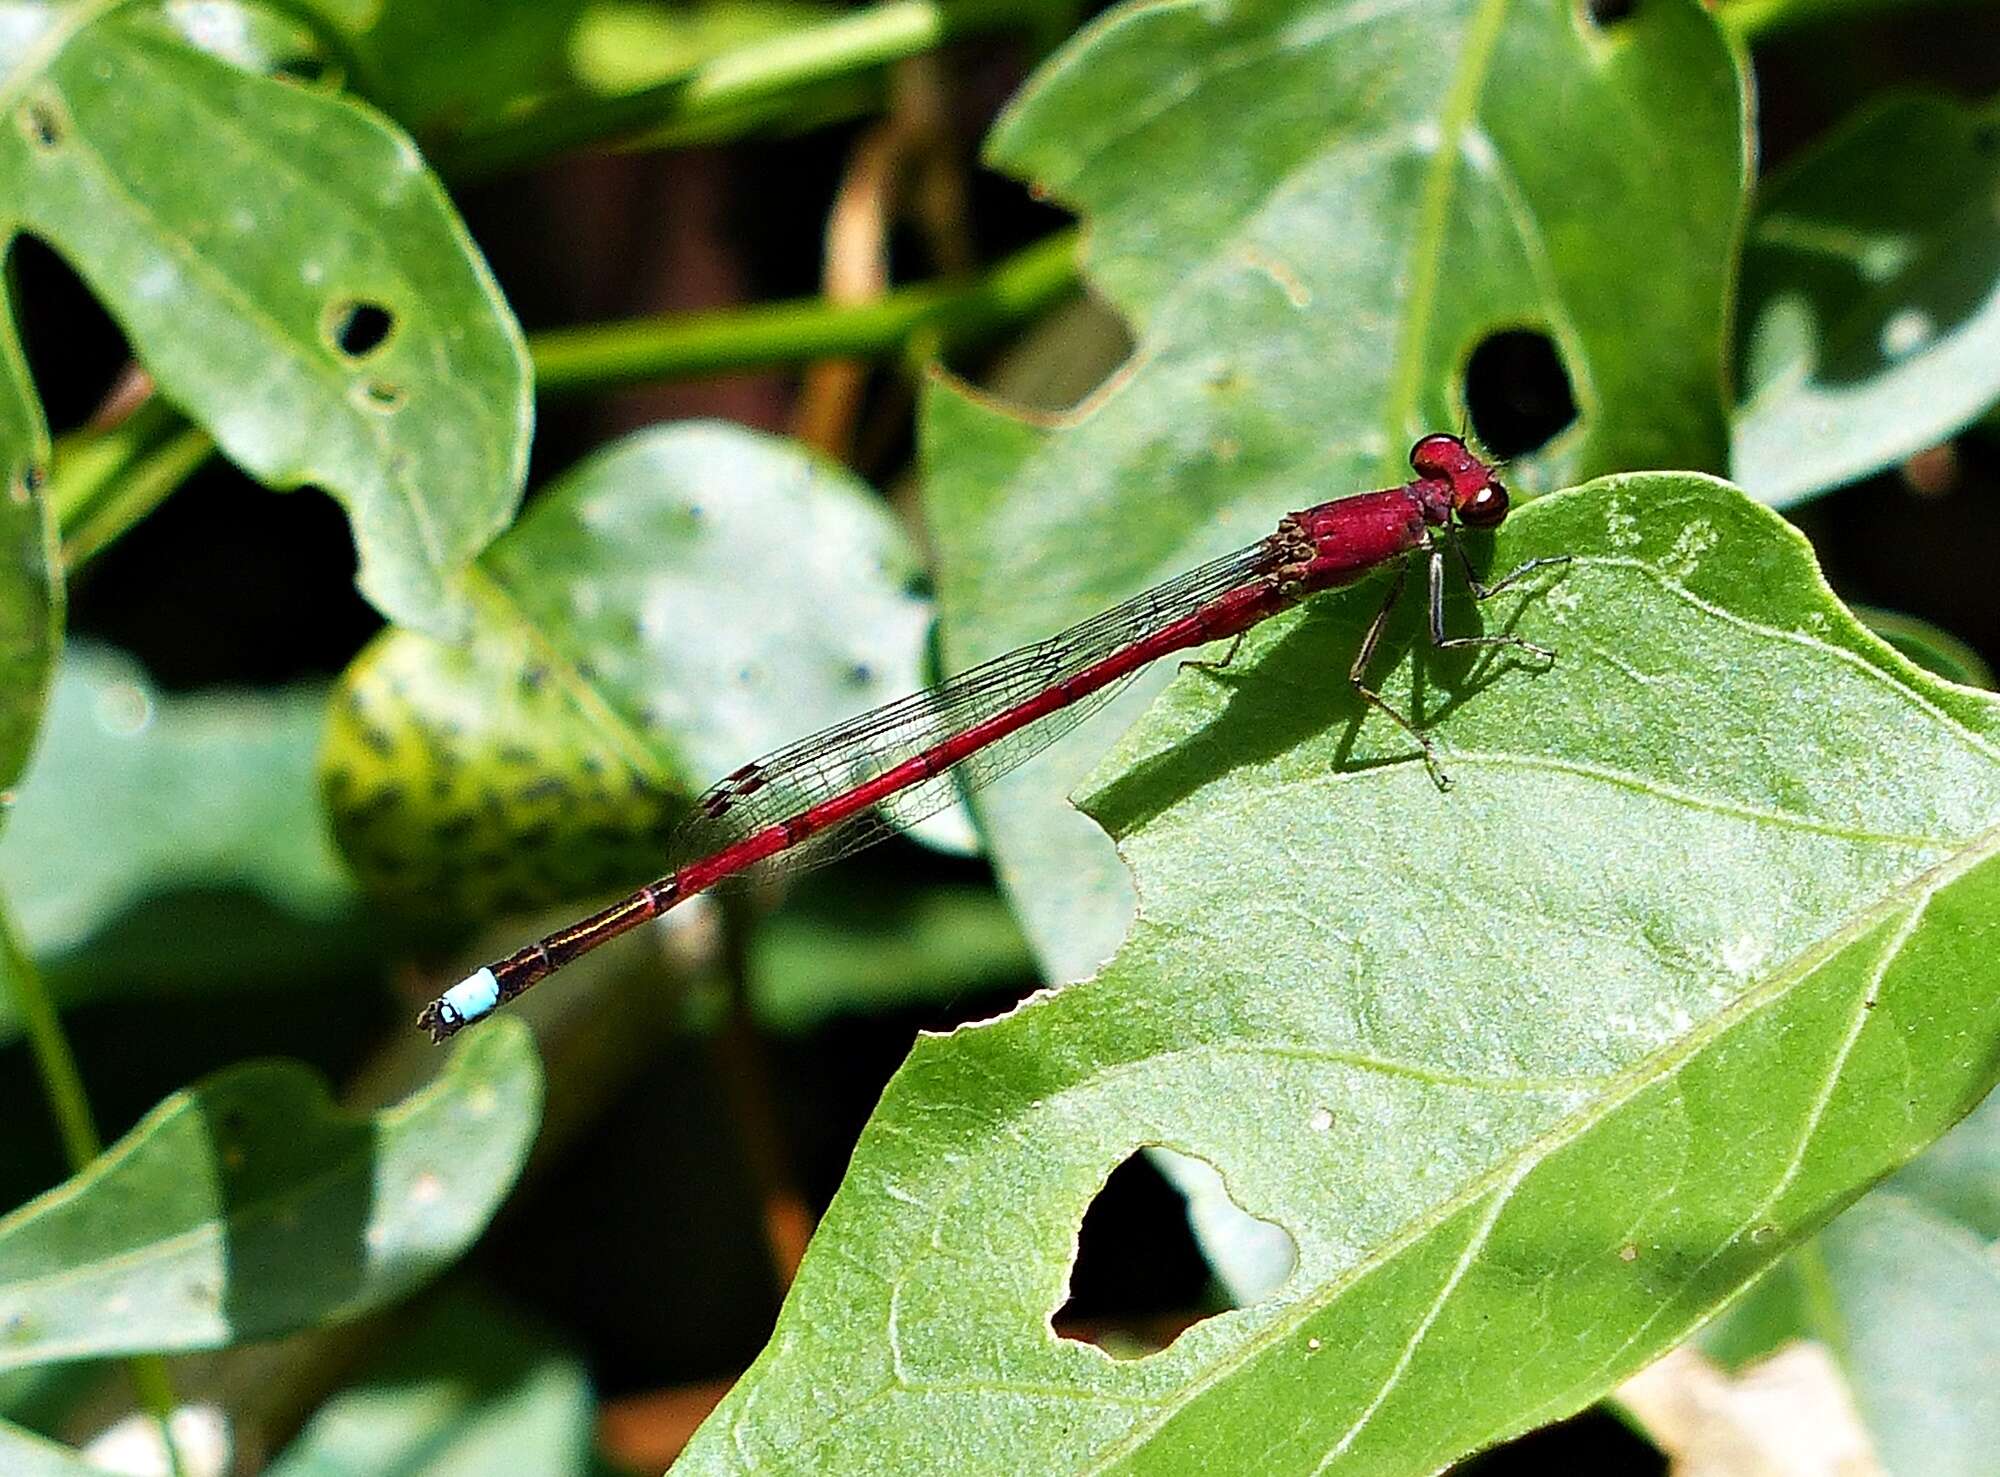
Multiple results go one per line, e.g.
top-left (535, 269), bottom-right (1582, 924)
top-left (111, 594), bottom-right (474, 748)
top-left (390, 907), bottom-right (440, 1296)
top-left (3, 0), bottom-right (2000, 1473)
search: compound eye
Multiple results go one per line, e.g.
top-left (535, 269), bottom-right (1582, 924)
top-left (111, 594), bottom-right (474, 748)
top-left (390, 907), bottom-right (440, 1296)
top-left (1459, 482), bottom-right (1509, 529)
top-left (1409, 433), bottom-right (1467, 479)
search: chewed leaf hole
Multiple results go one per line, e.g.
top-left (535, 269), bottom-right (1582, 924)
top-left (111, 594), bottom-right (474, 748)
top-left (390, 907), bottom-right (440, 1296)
top-left (1464, 327), bottom-right (1577, 460)
top-left (272, 54), bottom-right (338, 88)
top-left (19, 96), bottom-right (63, 150)
top-left (326, 300), bottom-right (395, 360)
top-left (1585, 0), bottom-right (1639, 23)
top-left (1053, 1148), bottom-right (1292, 1360)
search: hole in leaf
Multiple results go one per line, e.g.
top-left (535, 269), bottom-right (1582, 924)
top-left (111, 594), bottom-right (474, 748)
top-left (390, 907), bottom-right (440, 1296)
top-left (1054, 1148), bottom-right (1294, 1360)
top-left (1464, 328), bottom-right (1577, 460)
top-left (354, 378), bottom-right (405, 413)
top-left (1585, 0), bottom-right (1639, 23)
top-left (271, 54), bottom-right (336, 88)
top-left (19, 97), bottom-right (62, 150)
top-left (326, 300), bottom-right (395, 360)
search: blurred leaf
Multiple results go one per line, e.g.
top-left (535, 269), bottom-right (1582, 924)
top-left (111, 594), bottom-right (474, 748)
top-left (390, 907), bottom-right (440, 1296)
top-left (0, 647), bottom-right (356, 960)
top-left (0, 1021), bottom-right (541, 1368)
top-left (0, 1422), bottom-right (113, 1477)
top-left (0, 281), bottom-right (57, 803)
top-left (1703, 1084), bottom-right (2000, 1477)
top-left (678, 475), bottom-right (2000, 1473)
top-left (1853, 605), bottom-right (1994, 689)
top-left (747, 881), bottom-right (1034, 1032)
top-left (926, 0), bottom-right (1748, 985)
top-left (323, 421), bottom-right (930, 918)
top-left (282, 0), bottom-right (587, 131)
top-left (1733, 94), bottom-right (2000, 507)
top-left (264, 1295), bottom-right (593, 1477)
top-left (0, 3), bottom-right (530, 633)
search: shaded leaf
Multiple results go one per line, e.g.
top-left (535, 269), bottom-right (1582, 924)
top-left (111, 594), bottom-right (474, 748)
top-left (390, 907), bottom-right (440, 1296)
top-left (0, 262), bottom-right (57, 803)
top-left (747, 881), bottom-right (1034, 1033)
top-left (323, 422), bottom-right (931, 917)
top-left (1703, 1083), bottom-right (2000, 1477)
top-left (926, 0), bottom-right (1748, 982)
top-left (1734, 94), bottom-right (2000, 507)
top-left (0, 2), bottom-right (530, 632)
top-left (0, 1020), bottom-right (541, 1368)
top-left (0, 646), bottom-right (355, 960)
top-left (1854, 605), bottom-right (1994, 689)
top-left (265, 1295), bottom-right (593, 1477)
top-left (676, 475), bottom-right (2000, 1473)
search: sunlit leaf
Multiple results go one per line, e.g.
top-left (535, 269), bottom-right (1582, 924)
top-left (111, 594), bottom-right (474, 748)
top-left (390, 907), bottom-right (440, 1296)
top-left (0, 3), bottom-right (530, 632)
top-left (676, 475), bottom-right (2000, 1473)
top-left (1734, 94), bottom-right (2000, 506)
top-left (926, 0), bottom-right (1748, 984)
top-left (0, 1021), bottom-right (541, 1367)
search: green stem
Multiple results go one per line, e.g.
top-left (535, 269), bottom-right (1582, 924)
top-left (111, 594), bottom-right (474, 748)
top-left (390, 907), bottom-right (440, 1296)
top-left (51, 234), bottom-right (1073, 568)
top-left (4, 914), bottom-right (189, 1476)
top-left (438, 0), bottom-right (1038, 182)
top-left (532, 228), bottom-right (1079, 392)
top-left (60, 426), bottom-right (215, 573)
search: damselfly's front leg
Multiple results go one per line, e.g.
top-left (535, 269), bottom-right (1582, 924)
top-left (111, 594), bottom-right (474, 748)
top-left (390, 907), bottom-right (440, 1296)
top-left (1349, 559), bottom-right (1452, 791)
top-left (1451, 535), bottom-right (1573, 604)
top-left (1180, 632), bottom-right (1246, 675)
top-left (1430, 538), bottom-right (1557, 665)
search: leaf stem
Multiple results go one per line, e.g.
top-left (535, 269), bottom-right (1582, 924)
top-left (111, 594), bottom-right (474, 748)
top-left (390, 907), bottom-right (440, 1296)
top-left (59, 425), bottom-right (215, 573)
top-left (531, 228), bottom-right (1078, 393)
top-left (436, 0), bottom-right (1042, 182)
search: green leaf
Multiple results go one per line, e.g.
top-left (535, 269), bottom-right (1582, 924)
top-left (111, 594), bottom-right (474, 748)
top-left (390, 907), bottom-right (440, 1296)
top-left (323, 421), bottom-right (931, 916)
top-left (926, 0), bottom-right (1749, 980)
top-left (0, 1021), bottom-right (541, 1368)
top-left (264, 1295), bottom-right (593, 1477)
top-left (286, 0), bottom-right (588, 132)
top-left (676, 475), bottom-right (2000, 1474)
top-left (0, 646), bottom-right (356, 960)
top-left (1702, 1086), bottom-right (2000, 1477)
top-left (0, 3), bottom-right (530, 632)
top-left (568, 0), bottom-right (838, 94)
top-left (1733, 94), bottom-right (2000, 507)
top-left (0, 271), bottom-right (57, 803)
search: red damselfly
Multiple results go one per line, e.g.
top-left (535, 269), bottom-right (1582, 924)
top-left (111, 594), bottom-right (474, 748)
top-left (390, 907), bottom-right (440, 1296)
top-left (419, 434), bottom-right (1568, 1040)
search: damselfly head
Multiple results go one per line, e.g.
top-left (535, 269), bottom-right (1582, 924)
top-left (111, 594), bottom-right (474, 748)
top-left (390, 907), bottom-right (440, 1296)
top-left (1409, 434), bottom-right (1508, 529)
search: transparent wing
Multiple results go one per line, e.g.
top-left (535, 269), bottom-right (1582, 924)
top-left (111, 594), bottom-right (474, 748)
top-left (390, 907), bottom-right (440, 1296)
top-left (666, 536), bottom-right (1282, 884)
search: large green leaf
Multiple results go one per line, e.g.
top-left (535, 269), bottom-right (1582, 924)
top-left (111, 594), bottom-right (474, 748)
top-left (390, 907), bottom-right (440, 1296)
top-left (676, 475), bottom-right (2000, 1473)
top-left (0, 1), bottom-right (530, 632)
top-left (1733, 94), bottom-right (2000, 507)
top-left (0, 646), bottom-right (355, 961)
top-left (926, 0), bottom-right (1748, 981)
top-left (323, 422), bottom-right (931, 916)
top-left (0, 1021), bottom-right (540, 1368)
top-left (1703, 1085), bottom-right (2000, 1477)
top-left (264, 1295), bottom-right (593, 1477)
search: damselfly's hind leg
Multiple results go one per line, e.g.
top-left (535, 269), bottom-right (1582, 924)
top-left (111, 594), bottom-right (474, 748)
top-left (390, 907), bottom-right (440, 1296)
top-left (1179, 632), bottom-right (1245, 676)
top-left (1432, 542), bottom-right (1558, 665)
top-left (1350, 560), bottom-right (1452, 791)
